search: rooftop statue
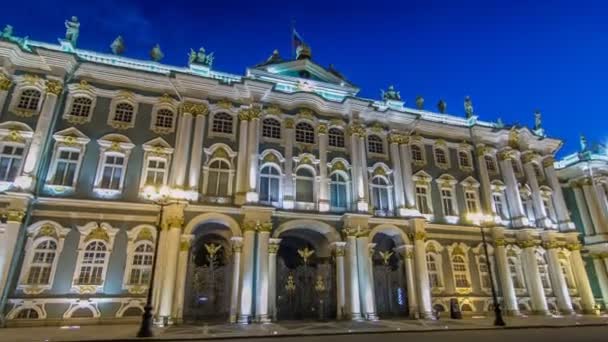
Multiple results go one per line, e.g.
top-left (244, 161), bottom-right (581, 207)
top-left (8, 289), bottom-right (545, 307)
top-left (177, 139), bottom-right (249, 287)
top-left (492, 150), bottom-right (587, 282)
top-left (416, 95), bottom-right (424, 109)
top-left (534, 110), bottom-right (542, 130)
top-left (110, 36), bottom-right (125, 55)
top-left (189, 47), bottom-right (214, 67)
top-left (1, 25), bottom-right (13, 40)
top-left (496, 117), bottom-right (505, 129)
top-left (464, 96), bottom-right (474, 118)
top-left (150, 44), bottom-right (164, 62)
top-left (437, 99), bottom-right (447, 113)
top-left (381, 85), bottom-right (401, 101)
top-left (64, 16), bottom-right (80, 46)
top-left (580, 134), bottom-right (588, 151)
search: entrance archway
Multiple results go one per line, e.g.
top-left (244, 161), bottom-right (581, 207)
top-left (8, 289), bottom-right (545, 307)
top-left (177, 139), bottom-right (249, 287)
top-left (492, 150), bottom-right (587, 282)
top-left (274, 221), bottom-right (339, 321)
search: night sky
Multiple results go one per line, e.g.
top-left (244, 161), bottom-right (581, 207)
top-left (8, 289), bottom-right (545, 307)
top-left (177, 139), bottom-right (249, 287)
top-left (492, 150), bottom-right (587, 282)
top-left (3, 0), bottom-right (607, 157)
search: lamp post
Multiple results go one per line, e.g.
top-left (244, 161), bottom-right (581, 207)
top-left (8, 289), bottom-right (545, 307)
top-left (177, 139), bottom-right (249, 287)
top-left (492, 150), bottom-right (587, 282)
top-left (468, 213), bottom-right (506, 327)
top-left (137, 185), bottom-right (173, 338)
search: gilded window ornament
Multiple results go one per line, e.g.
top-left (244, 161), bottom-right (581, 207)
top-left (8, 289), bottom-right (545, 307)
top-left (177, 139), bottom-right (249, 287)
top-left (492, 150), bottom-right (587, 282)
top-left (84, 226), bottom-right (110, 243)
top-left (0, 73), bottom-right (12, 91)
top-left (299, 156), bottom-right (313, 165)
top-left (23, 74), bottom-right (39, 86)
top-left (75, 80), bottom-right (91, 91)
top-left (216, 99), bottom-right (233, 110)
top-left (451, 245), bottom-right (465, 256)
top-left (35, 225), bottom-right (58, 240)
top-left (158, 93), bottom-right (174, 104)
top-left (212, 148), bottom-right (229, 159)
top-left (297, 108), bottom-right (314, 120)
top-left (262, 153), bottom-right (279, 164)
top-left (135, 229), bottom-right (154, 242)
top-left (5, 130), bottom-right (25, 143)
top-left (373, 166), bottom-right (386, 176)
top-left (265, 104), bottom-right (282, 115)
top-left (284, 118), bottom-right (294, 129)
top-left (317, 123), bottom-right (328, 134)
top-left (331, 161), bottom-right (346, 172)
top-left (115, 90), bottom-right (135, 101)
top-left (371, 122), bottom-right (385, 133)
top-left (435, 139), bottom-right (447, 147)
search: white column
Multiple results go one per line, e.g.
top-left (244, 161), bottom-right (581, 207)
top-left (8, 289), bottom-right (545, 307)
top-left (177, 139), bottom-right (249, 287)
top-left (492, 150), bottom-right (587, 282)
top-left (349, 128), bottom-right (361, 211)
top-left (268, 238), bottom-right (281, 321)
top-left (568, 243), bottom-right (596, 313)
top-left (255, 224), bottom-right (270, 322)
top-left (246, 109), bottom-right (261, 203)
top-left (333, 242), bottom-right (347, 320)
top-left (356, 233), bottom-right (376, 320)
top-left (396, 245), bottom-right (418, 318)
top-left (170, 110), bottom-right (193, 188)
top-left (358, 134), bottom-right (370, 211)
top-left (20, 80), bottom-right (62, 187)
top-left (229, 237), bottom-right (243, 323)
top-left (234, 111), bottom-right (249, 204)
top-left (172, 235), bottom-right (193, 322)
top-left (282, 119), bottom-right (295, 209)
top-left (152, 227), bottom-right (168, 316)
top-left (493, 239), bottom-right (519, 315)
top-left (592, 255), bottom-right (608, 309)
top-left (519, 240), bottom-right (548, 314)
top-left (411, 219), bottom-right (432, 318)
top-left (187, 111), bottom-right (207, 192)
top-left (367, 242), bottom-right (377, 318)
top-left (543, 157), bottom-right (575, 230)
top-left (350, 125), bottom-right (368, 212)
top-left (399, 138), bottom-right (417, 211)
top-left (158, 225), bottom-right (182, 322)
top-left (0, 74), bottom-right (12, 118)
top-left (596, 183), bottom-right (608, 218)
top-left (543, 239), bottom-right (573, 314)
top-left (345, 231), bottom-right (362, 320)
top-left (238, 225), bottom-right (256, 323)
top-left (572, 182), bottom-right (596, 236)
top-left (388, 135), bottom-right (406, 215)
top-left (0, 210), bottom-right (25, 296)
top-left (582, 178), bottom-right (608, 234)
top-left (523, 155), bottom-right (551, 228)
top-left (476, 145), bottom-right (494, 214)
top-left (499, 151), bottom-right (528, 227)
top-left (318, 124), bottom-right (329, 212)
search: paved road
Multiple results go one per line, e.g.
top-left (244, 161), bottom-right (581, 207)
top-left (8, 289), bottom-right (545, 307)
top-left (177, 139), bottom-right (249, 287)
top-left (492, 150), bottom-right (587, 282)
top-left (142, 326), bottom-right (607, 342)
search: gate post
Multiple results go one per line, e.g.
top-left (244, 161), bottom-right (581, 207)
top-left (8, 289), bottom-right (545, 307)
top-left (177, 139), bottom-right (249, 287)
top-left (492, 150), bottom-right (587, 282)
top-left (332, 242), bottom-right (347, 320)
top-left (268, 238), bottom-right (281, 321)
top-left (229, 237), bottom-right (243, 323)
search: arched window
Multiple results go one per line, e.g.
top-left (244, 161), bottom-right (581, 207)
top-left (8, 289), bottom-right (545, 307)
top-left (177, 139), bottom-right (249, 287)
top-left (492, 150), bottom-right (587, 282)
top-left (262, 118), bottom-right (281, 139)
top-left (77, 241), bottom-right (108, 285)
top-left (154, 109), bottom-right (174, 129)
top-left (426, 254), bottom-right (442, 288)
top-left (330, 172), bottom-right (348, 210)
top-left (17, 89), bottom-right (41, 111)
top-left (295, 167), bottom-right (314, 202)
top-left (25, 240), bottom-right (57, 285)
top-left (328, 128), bottom-right (345, 148)
top-left (485, 155), bottom-right (497, 172)
top-left (69, 97), bottom-right (93, 117)
top-left (452, 255), bottom-right (470, 288)
top-left (260, 165), bottom-right (281, 204)
top-left (537, 254), bottom-right (551, 290)
top-left (458, 151), bottom-right (471, 168)
top-left (15, 308), bottom-right (39, 319)
top-left (113, 103), bottom-right (135, 123)
top-left (411, 145), bottom-right (424, 162)
top-left (212, 113), bottom-right (233, 134)
top-left (0, 144), bottom-right (25, 182)
top-left (371, 176), bottom-right (390, 212)
top-left (128, 243), bottom-right (154, 286)
top-left (295, 122), bottom-right (315, 144)
top-left (435, 148), bottom-right (448, 165)
top-left (367, 135), bottom-right (383, 154)
top-left (206, 160), bottom-right (230, 197)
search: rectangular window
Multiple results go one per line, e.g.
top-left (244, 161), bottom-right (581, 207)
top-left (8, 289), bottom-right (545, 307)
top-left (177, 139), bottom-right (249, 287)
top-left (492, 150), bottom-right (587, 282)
top-left (416, 186), bottom-right (431, 214)
top-left (493, 193), bottom-right (505, 219)
top-left (52, 150), bottom-right (80, 186)
top-left (465, 191), bottom-right (478, 213)
top-left (145, 158), bottom-right (166, 186)
top-left (441, 189), bottom-right (455, 216)
top-left (0, 145), bottom-right (24, 182)
top-left (100, 155), bottom-right (125, 190)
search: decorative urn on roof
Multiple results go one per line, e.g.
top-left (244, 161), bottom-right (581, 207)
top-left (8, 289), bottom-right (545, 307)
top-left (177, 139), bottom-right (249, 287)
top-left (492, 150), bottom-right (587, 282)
top-left (296, 43), bottom-right (312, 60)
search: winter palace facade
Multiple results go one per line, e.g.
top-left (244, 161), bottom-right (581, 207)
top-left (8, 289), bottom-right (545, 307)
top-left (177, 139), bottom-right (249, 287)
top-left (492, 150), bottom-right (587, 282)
top-left (0, 21), bottom-right (607, 327)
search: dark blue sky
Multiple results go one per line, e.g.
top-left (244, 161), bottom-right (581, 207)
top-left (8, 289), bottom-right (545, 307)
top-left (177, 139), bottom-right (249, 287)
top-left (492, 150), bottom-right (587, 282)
top-left (3, 0), bottom-right (607, 157)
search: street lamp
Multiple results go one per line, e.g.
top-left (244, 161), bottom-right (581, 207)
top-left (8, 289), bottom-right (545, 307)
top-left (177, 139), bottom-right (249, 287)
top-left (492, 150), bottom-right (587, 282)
top-left (137, 185), bottom-right (172, 338)
top-left (468, 212), bottom-right (506, 327)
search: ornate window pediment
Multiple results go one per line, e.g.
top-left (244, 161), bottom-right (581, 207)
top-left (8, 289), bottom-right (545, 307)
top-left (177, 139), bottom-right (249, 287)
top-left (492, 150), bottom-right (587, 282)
top-left (63, 81), bottom-right (97, 124)
top-left (108, 91), bottom-right (139, 130)
top-left (93, 134), bottom-right (134, 198)
top-left (122, 225), bottom-right (157, 294)
top-left (45, 127), bottom-right (90, 194)
top-left (140, 137), bottom-right (173, 193)
top-left (0, 121), bottom-right (34, 191)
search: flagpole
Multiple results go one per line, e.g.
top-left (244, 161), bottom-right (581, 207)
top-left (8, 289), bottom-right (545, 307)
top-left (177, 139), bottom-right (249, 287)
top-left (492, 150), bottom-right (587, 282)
top-left (291, 19), bottom-right (295, 59)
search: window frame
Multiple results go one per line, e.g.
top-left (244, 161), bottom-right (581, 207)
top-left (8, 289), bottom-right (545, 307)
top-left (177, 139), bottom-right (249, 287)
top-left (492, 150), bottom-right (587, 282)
top-left (433, 144), bottom-right (450, 169)
top-left (45, 128), bottom-right (90, 194)
top-left (449, 243), bottom-right (472, 294)
top-left (425, 241), bottom-right (445, 293)
top-left (294, 164), bottom-right (316, 205)
top-left (262, 117), bottom-right (282, 141)
top-left (329, 171), bottom-right (350, 212)
top-left (370, 174), bottom-right (393, 215)
top-left (0, 142), bottom-right (26, 184)
top-left (10, 86), bottom-right (44, 117)
top-left (202, 144), bottom-right (237, 203)
top-left (259, 163), bottom-right (283, 206)
top-left (108, 97), bottom-right (138, 130)
top-left (295, 121), bottom-right (315, 145)
top-left (150, 105), bottom-right (177, 135)
top-left (209, 111), bottom-right (235, 138)
top-left (457, 149), bottom-right (473, 172)
top-left (367, 134), bottom-right (385, 155)
top-left (328, 127), bottom-right (345, 149)
top-left (93, 135), bottom-right (135, 198)
top-left (436, 175), bottom-right (459, 221)
top-left (63, 84), bottom-right (97, 124)
top-left (410, 143), bottom-right (426, 166)
top-left (122, 225), bottom-right (157, 294)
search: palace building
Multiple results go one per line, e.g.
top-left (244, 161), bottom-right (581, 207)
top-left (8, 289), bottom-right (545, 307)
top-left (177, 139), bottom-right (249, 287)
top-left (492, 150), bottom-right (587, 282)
top-left (0, 18), bottom-right (606, 327)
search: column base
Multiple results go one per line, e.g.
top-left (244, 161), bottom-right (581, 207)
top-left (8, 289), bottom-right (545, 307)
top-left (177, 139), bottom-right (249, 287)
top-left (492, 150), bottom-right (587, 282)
top-left (283, 199), bottom-right (295, 210)
top-left (246, 191), bottom-right (259, 203)
top-left (511, 216), bottom-right (530, 228)
top-left (420, 311), bottom-right (435, 319)
top-left (505, 309), bottom-right (521, 316)
top-left (237, 314), bottom-right (252, 324)
top-left (356, 201), bottom-right (369, 213)
top-left (234, 193), bottom-right (247, 205)
top-left (319, 200), bottom-right (330, 212)
top-left (399, 208), bottom-right (422, 217)
top-left (558, 221), bottom-right (576, 231)
top-left (255, 314), bottom-right (271, 323)
top-left (365, 312), bottom-right (379, 321)
top-left (349, 312), bottom-right (364, 321)
top-left (559, 309), bottom-right (576, 315)
top-left (229, 314), bottom-right (237, 324)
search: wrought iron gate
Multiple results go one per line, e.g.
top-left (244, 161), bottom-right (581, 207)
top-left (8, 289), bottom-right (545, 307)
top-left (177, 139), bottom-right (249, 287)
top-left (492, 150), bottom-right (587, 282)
top-left (373, 257), bottom-right (408, 318)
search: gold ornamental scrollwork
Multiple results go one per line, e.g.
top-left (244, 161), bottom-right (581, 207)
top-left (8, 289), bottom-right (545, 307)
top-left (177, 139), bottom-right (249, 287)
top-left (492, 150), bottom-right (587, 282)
top-left (317, 123), bottom-right (328, 134)
top-left (265, 104), bottom-right (282, 115)
top-left (248, 105), bottom-right (262, 120)
top-left (542, 156), bottom-right (555, 168)
top-left (542, 240), bottom-right (561, 250)
top-left (494, 238), bottom-right (506, 247)
top-left (334, 247), bottom-right (345, 257)
top-left (180, 240), bottom-right (192, 251)
top-left (216, 99), bottom-right (233, 110)
top-left (284, 118), bottom-right (295, 129)
top-left (414, 231), bottom-right (426, 241)
top-left (238, 109), bottom-right (250, 121)
top-left (182, 102), bottom-right (208, 116)
top-left (566, 242), bottom-right (582, 251)
top-left (45, 80), bottom-right (63, 96)
top-left (348, 124), bottom-right (366, 137)
top-left (257, 221), bottom-right (273, 233)
top-left (0, 74), bottom-right (12, 91)
top-left (84, 225), bottom-right (110, 243)
top-left (3, 209), bottom-right (25, 223)
top-left (517, 239), bottom-right (538, 249)
top-left (268, 242), bottom-right (280, 254)
top-left (379, 250), bottom-right (393, 265)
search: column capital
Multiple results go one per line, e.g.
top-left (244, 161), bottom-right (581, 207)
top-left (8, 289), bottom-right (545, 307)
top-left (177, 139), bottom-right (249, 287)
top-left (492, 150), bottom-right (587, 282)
top-left (331, 241), bottom-right (347, 256)
top-left (45, 79), bottom-right (63, 96)
top-left (517, 239), bottom-right (539, 249)
top-left (343, 226), bottom-right (370, 238)
top-left (542, 156), bottom-right (556, 168)
top-left (284, 118), bottom-right (294, 129)
top-left (476, 144), bottom-right (489, 157)
top-left (347, 123), bottom-right (366, 137)
top-left (268, 238), bottom-right (281, 254)
top-left (542, 240), bottom-right (561, 250)
top-left (179, 238), bottom-right (192, 251)
top-left (521, 151), bottom-right (539, 164)
top-left (566, 242), bottom-right (582, 251)
top-left (395, 244), bottom-right (414, 258)
top-left (181, 101), bottom-right (208, 116)
top-left (2, 209), bottom-right (25, 223)
top-left (388, 133), bottom-right (405, 144)
top-left (318, 123), bottom-right (328, 134)
top-left (0, 73), bottom-right (12, 91)
top-left (498, 149), bottom-right (515, 161)
top-left (494, 238), bottom-right (507, 247)
top-left (256, 221), bottom-right (273, 233)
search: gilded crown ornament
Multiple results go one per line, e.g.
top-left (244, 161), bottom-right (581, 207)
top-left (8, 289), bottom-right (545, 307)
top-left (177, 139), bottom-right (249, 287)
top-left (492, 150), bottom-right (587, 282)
top-left (379, 250), bottom-right (393, 266)
top-left (188, 47), bottom-right (214, 67)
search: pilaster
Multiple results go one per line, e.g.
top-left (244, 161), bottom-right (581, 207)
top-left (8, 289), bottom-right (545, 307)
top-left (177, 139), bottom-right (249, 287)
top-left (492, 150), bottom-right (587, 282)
top-left (234, 110), bottom-right (250, 205)
top-left (543, 156), bottom-right (575, 230)
top-left (491, 228), bottom-right (519, 315)
top-left (541, 232), bottom-right (573, 314)
top-left (498, 149), bottom-right (528, 227)
top-left (410, 218), bottom-right (432, 318)
top-left (0, 72), bottom-right (12, 118)
top-left (318, 123), bottom-right (329, 212)
top-left (388, 134), bottom-right (406, 215)
top-left (522, 152), bottom-right (551, 228)
top-left (187, 104), bottom-right (209, 193)
top-left (516, 231), bottom-right (548, 315)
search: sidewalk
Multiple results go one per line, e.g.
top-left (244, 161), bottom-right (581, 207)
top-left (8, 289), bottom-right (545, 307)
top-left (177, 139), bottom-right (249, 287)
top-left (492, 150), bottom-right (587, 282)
top-left (1, 314), bottom-right (607, 342)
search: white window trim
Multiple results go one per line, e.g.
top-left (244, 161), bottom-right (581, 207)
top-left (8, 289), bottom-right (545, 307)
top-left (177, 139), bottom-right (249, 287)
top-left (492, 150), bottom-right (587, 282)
top-left (71, 222), bottom-right (118, 294)
top-left (294, 120), bottom-right (316, 146)
top-left (457, 149), bottom-right (474, 172)
top-left (536, 251), bottom-right (553, 294)
top-left (202, 144), bottom-right (237, 203)
top-left (139, 137), bottom-right (174, 194)
top-left (63, 83), bottom-right (97, 124)
top-left (122, 225), bottom-right (158, 294)
top-left (460, 177), bottom-right (481, 216)
top-left (490, 180), bottom-right (509, 224)
top-left (258, 162), bottom-right (284, 208)
top-left (329, 170), bottom-right (351, 212)
top-left (433, 141), bottom-right (450, 169)
top-left (435, 174), bottom-right (459, 223)
top-left (506, 246), bottom-right (526, 295)
top-left (472, 243), bottom-right (495, 294)
top-left (448, 242), bottom-right (472, 294)
top-left (9, 76), bottom-right (47, 117)
top-left (409, 142), bottom-right (426, 166)
top-left (327, 126), bottom-right (347, 151)
top-left (93, 134), bottom-right (135, 198)
top-left (208, 110), bottom-right (237, 141)
top-left (413, 171), bottom-right (434, 220)
top-left (369, 174), bottom-right (393, 216)
top-left (45, 127), bottom-right (90, 194)
top-left (366, 133), bottom-right (388, 159)
top-left (261, 115), bottom-right (283, 143)
top-left (107, 94), bottom-right (139, 130)
top-left (17, 221), bottom-right (70, 295)
top-left (425, 241), bottom-right (445, 293)
top-left (0, 140), bottom-right (28, 191)
top-left (484, 154), bottom-right (499, 175)
top-left (293, 161), bottom-right (318, 210)
top-left (6, 301), bottom-right (47, 320)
